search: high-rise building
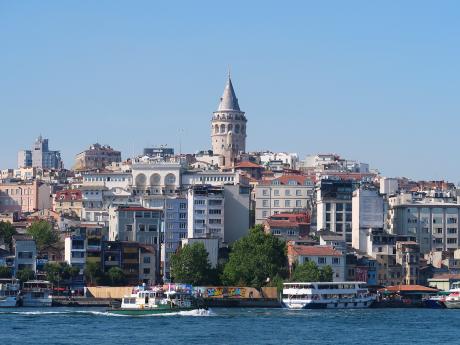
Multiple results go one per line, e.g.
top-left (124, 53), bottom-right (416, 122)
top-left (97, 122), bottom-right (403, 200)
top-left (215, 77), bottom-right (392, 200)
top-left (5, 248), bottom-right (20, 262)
top-left (211, 74), bottom-right (247, 168)
top-left (18, 136), bottom-right (62, 169)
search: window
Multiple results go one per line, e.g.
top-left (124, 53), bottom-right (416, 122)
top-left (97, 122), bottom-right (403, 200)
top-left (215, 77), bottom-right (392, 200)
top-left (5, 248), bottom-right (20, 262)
top-left (135, 212), bottom-right (143, 218)
top-left (209, 219), bottom-right (221, 224)
top-left (447, 238), bottom-right (457, 244)
top-left (139, 224), bottom-right (146, 232)
top-left (326, 203), bottom-right (331, 212)
top-left (285, 200), bottom-right (291, 207)
top-left (273, 230), bottom-right (281, 235)
top-left (318, 257), bottom-right (326, 264)
top-left (209, 209), bottom-right (221, 215)
top-left (287, 230), bottom-right (296, 236)
top-left (148, 225), bottom-right (157, 232)
top-left (179, 232), bottom-right (187, 239)
top-left (180, 203), bottom-right (187, 209)
top-left (194, 200), bottom-right (206, 205)
top-left (296, 200), bottom-right (302, 207)
top-left (143, 212), bottom-right (151, 218)
top-left (262, 200), bottom-right (269, 207)
top-left (448, 217), bottom-right (457, 224)
top-left (274, 190), bottom-right (280, 196)
top-left (336, 213), bottom-right (343, 222)
top-left (274, 200), bottom-right (280, 207)
top-left (332, 258), bottom-right (340, 264)
top-left (262, 189), bottom-right (269, 196)
top-left (448, 228), bottom-right (457, 234)
top-left (195, 219), bottom-right (205, 225)
top-left (179, 223), bottom-right (187, 229)
top-left (336, 203), bottom-right (344, 212)
top-left (285, 190), bottom-right (291, 196)
top-left (195, 209), bottom-right (205, 215)
top-left (126, 224), bottom-right (133, 232)
top-left (143, 256), bottom-right (151, 264)
top-left (296, 190), bottom-right (302, 196)
top-left (143, 268), bottom-right (150, 274)
top-left (179, 213), bottom-right (187, 219)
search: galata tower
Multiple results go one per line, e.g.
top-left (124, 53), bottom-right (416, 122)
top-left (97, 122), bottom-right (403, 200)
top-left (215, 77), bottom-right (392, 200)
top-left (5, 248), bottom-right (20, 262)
top-left (211, 73), bottom-right (247, 168)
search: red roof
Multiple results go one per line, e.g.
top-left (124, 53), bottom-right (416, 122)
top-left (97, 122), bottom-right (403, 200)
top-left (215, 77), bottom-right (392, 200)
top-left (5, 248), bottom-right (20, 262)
top-left (288, 245), bottom-right (342, 257)
top-left (116, 207), bottom-right (156, 212)
top-left (266, 212), bottom-right (310, 229)
top-left (379, 285), bottom-right (438, 293)
top-left (235, 161), bottom-right (263, 169)
top-left (259, 174), bottom-right (316, 186)
top-left (55, 190), bottom-right (82, 202)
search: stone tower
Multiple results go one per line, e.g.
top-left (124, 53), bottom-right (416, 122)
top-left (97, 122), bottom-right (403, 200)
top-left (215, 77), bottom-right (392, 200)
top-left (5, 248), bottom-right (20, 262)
top-left (211, 74), bottom-right (247, 168)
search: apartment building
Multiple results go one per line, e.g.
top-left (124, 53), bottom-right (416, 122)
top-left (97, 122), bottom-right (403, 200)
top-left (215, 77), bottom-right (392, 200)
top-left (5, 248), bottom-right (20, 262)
top-left (255, 175), bottom-right (315, 224)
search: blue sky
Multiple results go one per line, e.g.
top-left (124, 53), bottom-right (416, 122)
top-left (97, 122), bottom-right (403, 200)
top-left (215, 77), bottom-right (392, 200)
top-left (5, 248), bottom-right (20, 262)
top-left (1, 1), bottom-right (459, 182)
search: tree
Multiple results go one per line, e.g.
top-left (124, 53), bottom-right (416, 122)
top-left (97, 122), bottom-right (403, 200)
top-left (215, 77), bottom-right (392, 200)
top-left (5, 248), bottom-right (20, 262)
top-left (170, 242), bottom-right (213, 285)
top-left (26, 221), bottom-right (58, 251)
top-left (0, 221), bottom-right (17, 250)
top-left (290, 261), bottom-right (334, 282)
top-left (222, 225), bottom-right (287, 288)
top-left (319, 265), bottom-right (333, 282)
top-left (44, 262), bottom-right (80, 287)
top-left (291, 261), bottom-right (320, 282)
top-left (16, 268), bottom-right (35, 283)
top-left (106, 267), bottom-right (126, 286)
top-left (0, 266), bottom-right (12, 278)
top-left (84, 261), bottom-right (103, 286)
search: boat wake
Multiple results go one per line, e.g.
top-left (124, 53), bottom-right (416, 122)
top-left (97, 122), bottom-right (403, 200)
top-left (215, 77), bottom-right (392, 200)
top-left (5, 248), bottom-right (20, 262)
top-left (0, 309), bottom-right (214, 317)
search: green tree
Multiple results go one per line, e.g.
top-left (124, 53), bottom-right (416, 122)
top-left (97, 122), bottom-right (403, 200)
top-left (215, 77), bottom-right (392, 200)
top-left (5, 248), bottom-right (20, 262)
top-left (290, 261), bottom-right (334, 282)
top-left (0, 221), bottom-right (17, 250)
top-left (106, 267), bottom-right (126, 286)
top-left (16, 268), bottom-right (35, 283)
top-left (222, 225), bottom-right (287, 288)
top-left (319, 265), bottom-right (333, 282)
top-left (44, 262), bottom-right (80, 286)
top-left (84, 261), bottom-right (103, 286)
top-left (170, 242), bottom-right (212, 285)
top-left (0, 266), bottom-right (12, 278)
top-left (26, 221), bottom-right (58, 251)
top-left (290, 261), bottom-right (320, 282)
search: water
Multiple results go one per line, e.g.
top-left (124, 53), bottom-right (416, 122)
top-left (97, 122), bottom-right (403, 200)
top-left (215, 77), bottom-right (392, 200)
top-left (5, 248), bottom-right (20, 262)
top-left (0, 307), bottom-right (458, 344)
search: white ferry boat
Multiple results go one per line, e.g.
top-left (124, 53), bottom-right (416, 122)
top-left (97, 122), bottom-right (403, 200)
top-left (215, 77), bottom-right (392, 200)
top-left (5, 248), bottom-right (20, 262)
top-left (282, 282), bottom-right (375, 309)
top-left (0, 278), bottom-right (20, 307)
top-left (21, 280), bottom-right (53, 307)
top-left (108, 285), bottom-right (205, 315)
top-left (443, 282), bottom-right (460, 309)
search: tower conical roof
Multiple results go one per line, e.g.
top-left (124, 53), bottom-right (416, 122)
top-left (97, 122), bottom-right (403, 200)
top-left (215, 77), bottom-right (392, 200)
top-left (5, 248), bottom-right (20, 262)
top-left (217, 76), bottom-right (240, 111)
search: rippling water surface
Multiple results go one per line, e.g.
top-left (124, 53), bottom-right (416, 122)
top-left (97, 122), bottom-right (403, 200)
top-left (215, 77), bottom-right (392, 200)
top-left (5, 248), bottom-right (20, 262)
top-left (1, 307), bottom-right (458, 344)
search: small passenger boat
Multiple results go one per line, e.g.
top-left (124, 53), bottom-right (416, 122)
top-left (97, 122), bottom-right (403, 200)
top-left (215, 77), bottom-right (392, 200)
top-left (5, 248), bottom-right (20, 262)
top-left (108, 285), bottom-right (206, 315)
top-left (0, 278), bottom-right (20, 307)
top-left (443, 282), bottom-right (460, 309)
top-left (21, 280), bottom-right (53, 307)
top-left (282, 282), bottom-right (375, 309)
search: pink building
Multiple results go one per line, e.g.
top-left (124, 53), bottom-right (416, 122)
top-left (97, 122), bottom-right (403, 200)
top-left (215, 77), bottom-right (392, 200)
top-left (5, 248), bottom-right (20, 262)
top-left (0, 180), bottom-right (52, 214)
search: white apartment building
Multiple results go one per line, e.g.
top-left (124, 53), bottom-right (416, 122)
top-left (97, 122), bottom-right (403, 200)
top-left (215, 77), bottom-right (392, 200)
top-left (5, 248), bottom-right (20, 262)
top-left (352, 187), bottom-right (385, 251)
top-left (255, 175), bottom-right (314, 224)
top-left (316, 179), bottom-right (355, 243)
top-left (187, 185), bottom-right (225, 243)
top-left (388, 193), bottom-right (460, 253)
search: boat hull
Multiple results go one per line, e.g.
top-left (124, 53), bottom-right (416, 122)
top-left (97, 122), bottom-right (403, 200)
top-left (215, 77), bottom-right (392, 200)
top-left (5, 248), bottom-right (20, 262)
top-left (107, 307), bottom-right (198, 315)
top-left (22, 298), bottom-right (53, 307)
top-left (444, 300), bottom-right (460, 309)
top-left (282, 299), bottom-right (374, 309)
top-left (0, 296), bottom-right (18, 308)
